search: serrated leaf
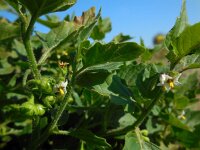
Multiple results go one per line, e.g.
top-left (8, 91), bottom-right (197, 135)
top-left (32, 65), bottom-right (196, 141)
top-left (8, 0), bottom-right (77, 17)
top-left (166, 22), bottom-right (200, 67)
top-left (82, 42), bottom-right (145, 68)
top-left (0, 19), bottom-right (20, 41)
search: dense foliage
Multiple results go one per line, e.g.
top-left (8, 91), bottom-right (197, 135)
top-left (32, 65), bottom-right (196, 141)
top-left (0, 0), bottom-right (200, 149)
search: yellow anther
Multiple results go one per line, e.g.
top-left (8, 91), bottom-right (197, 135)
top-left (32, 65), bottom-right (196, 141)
top-left (167, 79), bottom-right (174, 89)
top-left (59, 87), bottom-right (65, 95)
top-left (180, 115), bottom-right (186, 120)
top-left (169, 81), bottom-right (174, 88)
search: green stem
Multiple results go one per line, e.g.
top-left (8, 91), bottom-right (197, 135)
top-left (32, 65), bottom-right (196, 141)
top-left (105, 89), bottom-right (163, 137)
top-left (30, 85), bottom-right (72, 150)
top-left (22, 15), bottom-right (41, 79)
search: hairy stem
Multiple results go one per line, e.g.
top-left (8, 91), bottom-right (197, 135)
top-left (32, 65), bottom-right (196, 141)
top-left (30, 85), bottom-right (72, 150)
top-left (22, 15), bottom-right (41, 79)
top-left (105, 88), bottom-right (163, 137)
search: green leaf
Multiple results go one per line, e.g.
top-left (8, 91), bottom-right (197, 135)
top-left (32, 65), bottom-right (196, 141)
top-left (165, 0), bottom-right (188, 48)
top-left (161, 113), bottom-right (191, 131)
top-left (112, 33), bottom-right (132, 43)
top-left (136, 64), bottom-right (162, 98)
top-left (38, 7), bottom-right (100, 64)
top-left (171, 125), bottom-right (200, 148)
top-left (119, 113), bottom-right (136, 128)
top-left (91, 75), bottom-right (134, 105)
top-left (185, 110), bottom-right (200, 129)
top-left (0, 1), bottom-right (9, 10)
top-left (82, 42), bottom-right (145, 68)
top-left (174, 54), bottom-right (200, 72)
top-left (123, 130), bottom-right (160, 150)
top-left (0, 59), bottom-right (15, 75)
top-left (12, 40), bottom-right (27, 56)
top-left (69, 129), bottom-right (111, 148)
top-left (90, 17), bottom-right (112, 40)
top-left (0, 19), bottom-right (20, 41)
top-left (76, 62), bottom-right (123, 87)
top-left (118, 63), bottom-right (146, 87)
top-left (173, 95), bottom-right (189, 109)
top-left (12, 0), bottom-right (77, 17)
top-left (166, 22), bottom-right (200, 66)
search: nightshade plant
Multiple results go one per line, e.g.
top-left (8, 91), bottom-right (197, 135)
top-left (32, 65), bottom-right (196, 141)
top-left (0, 0), bottom-right (200, 149)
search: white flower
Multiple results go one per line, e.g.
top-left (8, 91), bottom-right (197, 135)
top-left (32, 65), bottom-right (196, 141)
top-left (178, 110), bottom-right (186, 120)
top-left (157, 73), bottom-right (181, 92)
top-left (54, 80), bottom-right (68, 95)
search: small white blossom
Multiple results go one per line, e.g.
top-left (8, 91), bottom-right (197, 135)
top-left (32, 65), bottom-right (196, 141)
top-left (157, 73), bottom-right (181, 92)
top-left (178, 110), bottom-right (186, 120)
top-left (54, 80), bottom-right (68, 95)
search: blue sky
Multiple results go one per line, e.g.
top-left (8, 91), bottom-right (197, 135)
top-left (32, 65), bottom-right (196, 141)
top-left (0, 0), bottom-right (200, 47)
